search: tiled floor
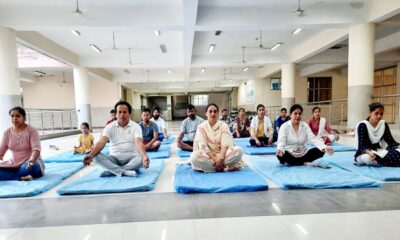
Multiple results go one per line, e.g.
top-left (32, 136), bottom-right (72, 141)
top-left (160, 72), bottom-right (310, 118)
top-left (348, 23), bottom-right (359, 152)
top-left (1, 121), bottom-right (400, 239)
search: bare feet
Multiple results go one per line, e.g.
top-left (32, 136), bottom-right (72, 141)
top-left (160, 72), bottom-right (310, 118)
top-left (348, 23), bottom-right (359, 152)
top-left (20, 175), bottom-right (33, 181)
top-left (227, 165), bottom-right (241, 171)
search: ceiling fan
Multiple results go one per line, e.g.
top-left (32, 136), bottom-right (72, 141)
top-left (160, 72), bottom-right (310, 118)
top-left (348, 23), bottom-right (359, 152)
top-left (72, 0), bottom-right (94, 20)
top-left (57, 72), bottom-right (72, 87)
top-left (233, 46), bottom-right (249, 64)
top-left (34, 70), bottom-right (54, 78)
top-left (253, 31), bottom-right (270, 50)
top-left (292, 0), bottom-right (305, 17)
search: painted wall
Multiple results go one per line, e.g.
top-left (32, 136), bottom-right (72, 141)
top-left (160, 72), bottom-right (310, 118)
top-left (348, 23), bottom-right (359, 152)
top-left (237, 69), bottom-right (348, 120)
top-left (22, 74), bottom-right (75, 109)
top-left (21, 73), bottom-right (120, 128)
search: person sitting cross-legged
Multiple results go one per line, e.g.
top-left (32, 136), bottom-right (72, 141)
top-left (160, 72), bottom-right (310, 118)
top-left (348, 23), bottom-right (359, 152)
top-left (177, 104), bottom-right (204, 152)
top-left (190, 103), bottom-right (243, 172)
top-left (139, 108), bottom-right (161, 152)
top-left (82, 101), bottom-right (150, 177)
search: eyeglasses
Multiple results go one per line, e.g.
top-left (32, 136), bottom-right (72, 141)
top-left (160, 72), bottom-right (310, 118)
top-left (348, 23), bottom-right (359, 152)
top-left (207, 110), bottom-right (218, 114)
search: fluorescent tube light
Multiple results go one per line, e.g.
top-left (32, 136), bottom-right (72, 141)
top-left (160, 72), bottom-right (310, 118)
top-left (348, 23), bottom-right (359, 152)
top-left (89, 44), bottom-right (102, 53)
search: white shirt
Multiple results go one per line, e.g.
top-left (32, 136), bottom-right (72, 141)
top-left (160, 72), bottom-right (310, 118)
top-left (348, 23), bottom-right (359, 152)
top-left (102, 120), bottom-right (143, 159)
top-left (277, 121), bottom-right (326, 152)
top-left (250, 116), bottom-right (272, 137)
top-left (151, 117), bottom-right (166, 132)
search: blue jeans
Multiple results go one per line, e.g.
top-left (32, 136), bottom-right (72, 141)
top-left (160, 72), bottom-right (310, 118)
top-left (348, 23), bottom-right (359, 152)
top-left (157, 133), bottom-right (164, 141)
top-left (0, 160), bottom-right (43, 181)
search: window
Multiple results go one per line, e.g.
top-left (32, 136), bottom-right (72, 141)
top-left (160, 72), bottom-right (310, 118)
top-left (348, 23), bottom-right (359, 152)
top-left (270, 78), bottom-right (281, 90)
top-left (192, 94), bottom-right (208, 106)
top-left (373, 66), bottom-right (397, 123)
top-left (308, 77), bottom-right (332, 102)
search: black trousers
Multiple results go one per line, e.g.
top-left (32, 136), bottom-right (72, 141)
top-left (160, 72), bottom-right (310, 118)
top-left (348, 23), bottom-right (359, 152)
top-left (277, 148), bottom-right (325, 166)
top-left (376, 149), bottom-right (400, 167)
top-left (249, 137), bottom-right (269, 147)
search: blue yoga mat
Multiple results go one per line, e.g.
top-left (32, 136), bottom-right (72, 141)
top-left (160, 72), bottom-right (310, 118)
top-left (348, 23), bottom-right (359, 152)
top-left (161, 134), bottom-right (175, 145)
top-left (44, 150), bottom-right (85, 163)
top-left (177, 149), bottom-right (192, 158)
top-left (57, 161), bottom-right (164, 195)
top-left (238, 142), bottom-right (355, 155)
top-left (147, 145), bottom-right (171, 159)
top-left (250, 156), bottom-right (381, 189)
top-left (174, 164), bottom-right (268, 193)
top-left (234, 137), bottom-right (250, 144)
top-left (306, 143), bottom-right (355, 152)
top-left (241, 145), bottom-right (277, 155)
top-left (324, 151), bottom-right (400, 181)
top-left (0, 162), bottom-right (84, 198)
top-left (44, 146), bottom-right (110, 163)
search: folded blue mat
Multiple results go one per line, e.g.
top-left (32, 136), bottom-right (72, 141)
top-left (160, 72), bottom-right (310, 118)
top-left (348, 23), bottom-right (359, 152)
top-left (147, 145), bottom-right (171, 159)
top-left (177, 149), bottom-right (192, 158)
top-left (324, 151), bottom-right (400, 181)
top-left (44, 146), bottom-right (110, 163)
top-left (250, 156), bottom-right (381, 189)
top-left (57, 161), bottom-right (164, 195)
top-left (0, 162), bottom-right (84, 198)
top-left (161, 134), bottom-right (176, 145)
top-left (174, 164), bottom-right (268, 193)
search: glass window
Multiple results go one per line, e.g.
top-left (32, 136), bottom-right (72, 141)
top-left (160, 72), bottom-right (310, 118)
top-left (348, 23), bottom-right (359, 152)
top-left (307, 77), bottom-right (332, 102)
top-left (192, 95), bottom-right (208, 106)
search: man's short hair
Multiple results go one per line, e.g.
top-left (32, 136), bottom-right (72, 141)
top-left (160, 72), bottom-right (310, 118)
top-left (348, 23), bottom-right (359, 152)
top-left (114, 100), bottom-right (132, 114)
top-left (142, 107), bottom-right (151, 113)
top-left (187, 104), bottom-right (195, 111)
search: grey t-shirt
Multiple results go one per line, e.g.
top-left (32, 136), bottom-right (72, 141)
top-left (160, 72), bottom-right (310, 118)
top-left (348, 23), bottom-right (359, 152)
top-left (180, 116), bottom-right (204, 141)
top-left (139, 121), bottom-right (159, 142)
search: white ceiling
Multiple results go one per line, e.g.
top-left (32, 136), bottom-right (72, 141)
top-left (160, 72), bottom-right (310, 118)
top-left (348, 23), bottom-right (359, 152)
top-left (1, 0), bottom-right (400, 93)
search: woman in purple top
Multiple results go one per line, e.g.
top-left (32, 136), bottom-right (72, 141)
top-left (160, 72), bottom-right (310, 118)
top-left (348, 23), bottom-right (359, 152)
top-left (0, 106), bottom-right (45, 181)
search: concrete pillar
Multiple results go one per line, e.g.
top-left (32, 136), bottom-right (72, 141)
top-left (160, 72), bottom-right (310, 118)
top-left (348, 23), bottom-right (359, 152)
top-left (73, 67), bottom-right (92, 129)
top-left (166, 95), bottom-right (172, 120)
top-left (0, 27), bottom-right (21, 134)
top-left (348, 23), bottom-right (375, 128)
top-left (281, 63), bottom-right (296, 110)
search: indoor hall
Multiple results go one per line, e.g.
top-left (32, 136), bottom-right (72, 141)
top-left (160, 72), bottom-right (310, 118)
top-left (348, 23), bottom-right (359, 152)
top-left (1, 1), bottom-right (400, 239)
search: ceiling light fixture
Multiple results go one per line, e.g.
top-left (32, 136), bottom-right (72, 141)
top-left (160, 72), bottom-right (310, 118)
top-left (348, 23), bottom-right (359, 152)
top-left (34, 70), bottom-right (46, 76)
top-left (168, 69), bottom-right (172, 74)
top-left (242, 66), bottom-right (249, 72)
top-left (154, 30), bottom-right (161, 37)
top-left (215, 31), bottom-right (222, 36)
top-left (89, 44), bottom-right (102, 53)
top-left (208, 44), bottom-right (216, 53)
top-left (160, 44), bottom-right (167, 53)
top-left (270, 42), bottom-right (282, 51)
top-left (201, 68), bottom-right (205, 73)
top-left (71, 30), bottom-right (81, 36)
top-left (292, 28), bottom-right (302, 35)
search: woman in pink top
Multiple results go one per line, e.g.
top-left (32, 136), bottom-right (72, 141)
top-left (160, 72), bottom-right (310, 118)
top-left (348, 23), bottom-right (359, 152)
top-left (0, 107), bottom-right (45, 181)
top-left (308, 107), bottom-right (339, 145)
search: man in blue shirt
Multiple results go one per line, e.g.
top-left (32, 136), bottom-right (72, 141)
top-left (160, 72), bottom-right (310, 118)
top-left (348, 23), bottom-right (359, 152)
top-left (139, 108), bottom-right (161, 151)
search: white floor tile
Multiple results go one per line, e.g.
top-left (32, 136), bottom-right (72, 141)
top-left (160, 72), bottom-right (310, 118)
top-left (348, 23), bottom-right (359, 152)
top-left (4, 210), bottom-right (400, 240)
top-left (5, 220), bottom-right (196, 240)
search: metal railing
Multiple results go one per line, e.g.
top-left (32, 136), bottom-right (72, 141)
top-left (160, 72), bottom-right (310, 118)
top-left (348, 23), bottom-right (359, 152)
top-left (265, 99), bottom-right (348, 129)
top-left (264, 94), bottom-right (400, 131)
top-left (26, 109), bottom-right (78, 135)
